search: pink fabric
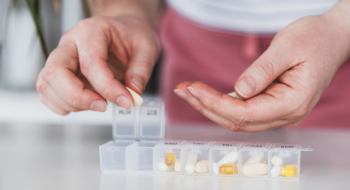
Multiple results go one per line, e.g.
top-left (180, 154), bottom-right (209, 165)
top-left (159, 8), bottom-right (350, 128)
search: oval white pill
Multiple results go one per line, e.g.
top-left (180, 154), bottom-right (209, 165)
top-left (245, 151), bottom-right (264, 165)
top-left (195, 160), bottom-right (209, 173)
top-left (271, 165), bottom-right (282, 177)
top-left (271, 156), bottom-right (284, 166)
top-left (213, 162), bottom-right (219, 174)
top-left (126, 87), bottom-right (144, 106)
top-left (174, 159), bottom-right (181, 172)
top-left (217, 150), bottom-right (239, 167)
top-left (158, 161), bottom-right (174, 172)
top-left (242, 163), bottom-right (268, 176)
top-left (185, 151), bottom-right (198, 174)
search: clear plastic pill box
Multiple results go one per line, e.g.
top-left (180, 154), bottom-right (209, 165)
top-left (99, 100), bottom-right (312, 179)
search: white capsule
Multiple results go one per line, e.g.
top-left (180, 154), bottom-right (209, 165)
top-left (271, 156), bottom-right (284, 166)
top-left (158, 161), bottom-right (174, 172)
top-left (174, 159), bottom-right (181, 172)
top-left (126, 87), bottom-right (144, 106)
top-left (241, 163), bottom-right (268, 176)
top-left (271, 165), bottom-right (282, 177)
top-left (185, 151), bottom-right (198, 174)
top-left (245, 151), bottom-right (264, 165)
top-left (217, 150), bottom-right (239, 167)
top-left (195, 160), bottom-right (209, 173)
top-left (212, 163), bottom-right (219, 174)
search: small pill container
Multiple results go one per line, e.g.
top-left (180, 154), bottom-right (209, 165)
top-left (99, 99), bottom-right (165, 172)
top-left (209, 141), bottom-right (243, 176)
top-left (180, 141), bottom-right (215, 175)
top-left (153, 140), bottom-right (186, 174)
top-left (268, 143), bottom-right (312, 178)
top-left (239, 142), bottom-right (272, 177)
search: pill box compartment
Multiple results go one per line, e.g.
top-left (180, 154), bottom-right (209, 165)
top-left (153, 140), bottom-right (186, 173)
top-left (100, 100), bottom-right (165, 172)
top-left (181, 141), bottom-right (215, 175)
top-left (239, 142), bottom-right (272, 177)
top-left (209, 141), bottom-right (243, 176)
top-left (268, 143), bottom-right (312, 178)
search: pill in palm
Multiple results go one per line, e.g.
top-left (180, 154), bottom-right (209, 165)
top-left (164, 152), bottom-right (176, 166)
top-left (271, 156), bottom-right (284, 166)
top-left (281, 165), bottom-right (298, 177)
top-left (245, 151), bottom-right (264, 165)
top-left (185, 151), bottom-right (198, 174)
top-left (271, 165), bottom-right (282, 177)
top-left (217, 150), bottom-right (239, 167)
top-left (242, 163), bottom-right (268, 176)
top-left (126, 87), bottom-right (144, 106)
top-left (219, 163), bottom-right (238, 175)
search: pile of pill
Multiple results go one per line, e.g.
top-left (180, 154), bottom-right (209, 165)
top-left (270, 156), bottom-right (298, 177)
top-left (184, 152), bottom-right (209, 174)
top-left (241, 152), bottom-right (268, 176)
top-left (212, 150), bottom-right (239, 175)
top-left (158, 152), bottom-right (181, 172)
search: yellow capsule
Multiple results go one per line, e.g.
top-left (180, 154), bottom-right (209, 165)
top-left (281, 165), bottom-right (298, 177)
top-left (219, 163), bottom-right (238, 175)
top-left (164, 152), bottom-right (177, 166)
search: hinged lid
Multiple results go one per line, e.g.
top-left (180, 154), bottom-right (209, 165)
top-left (155, 140), bottom-right (186, 148)
top-left (212, 141), bottom-right (243, 150)
top-left (271, 143), bottom-right (313, 152)
top-left (112, 99), bottom-right (165, 141)
top-left (241, 142), bottom-right (271, 151)
top-left (184, 141), bottom-right (215, 148)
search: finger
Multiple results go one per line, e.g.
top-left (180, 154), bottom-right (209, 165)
top-left (43, 41), bottom-right (108, 112)
top-left (73, 18), bottom-right (134, 109)
top-left (37, 78), bottom-right (82, 112)
top-left (123, 28), bottom-right (160, 94)
top-left (39, 94), bottom-right (69, 115)
top-left (234, 45), bottom-right (296, 99)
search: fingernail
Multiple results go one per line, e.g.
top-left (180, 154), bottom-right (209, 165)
top-left (187, 87), bottom-right (201, 99)
top-left (90, 100), bottom-right (107, 112)
top-left (236, 77), bottom-right (256, 97)
top-left (116, 96), bottom-right (132, 110)
top-left (174, 89), bottom-right (188, 99)
top-left (131, 77), bottom-right (144, 94)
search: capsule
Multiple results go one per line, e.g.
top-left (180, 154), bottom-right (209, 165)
top-left (219, 163), bottom-right (238, 175)
top-left (281, 165), bottom-right (298, 177)
top-left (165, 152), bottom-right (177, 166)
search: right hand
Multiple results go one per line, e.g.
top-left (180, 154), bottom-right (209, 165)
top-left (36, 16), bottom-right (160, 115)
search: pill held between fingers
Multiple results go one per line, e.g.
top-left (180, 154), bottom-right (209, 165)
top-left (195, 160), bottom-right (209, 173)
top-left (217, 150), bottom-right (239, 167)
top-left (245, 151), bottom-right (264, 165)
top-left (241, 163), bottom-right (268, 176)
top-left (126, 87), bottom-right (144, 106)
top-left (213, 163), bottom-right (219, 174)
top-left (158, 161), bottom-right (174, 172)
top-left (271, 156), bottom-right (284, 166)
top-left (271, 165), bottom-right (282, 177)
top-left (174, 159), bottom-right (181, 172)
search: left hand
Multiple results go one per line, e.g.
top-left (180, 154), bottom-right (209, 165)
top-left (174, 14), bottom-right (350, 132)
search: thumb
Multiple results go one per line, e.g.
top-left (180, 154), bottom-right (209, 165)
top-left (234, 47), bottom-right (293, 99)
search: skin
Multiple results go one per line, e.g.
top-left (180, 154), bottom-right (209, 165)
top-left (37, 0), bottom-right (350, 132)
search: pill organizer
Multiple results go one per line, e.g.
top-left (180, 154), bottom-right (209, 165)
top-left (99, 101), bottom-right (312, 178)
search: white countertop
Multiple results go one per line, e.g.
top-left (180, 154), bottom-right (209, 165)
top-left (0, 122), bottom-right (349, 190)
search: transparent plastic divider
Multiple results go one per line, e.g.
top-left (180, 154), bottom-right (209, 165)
top-left (181, 141), bottom-right (215, 175)
top-left (153, 140), bottom-right (186, 174)
top-left (126, 141), bottom-right (161, 172)
top-left (209, 141), bottom-right (243, 176)
top-left (99, 140), bottom-right (135, 172)
top-left (139, 100), bottom-right (165, 141)
top-left (113, 104), bottom-right (138, 140)
top-left (239, 142), bottom-right (272, 178)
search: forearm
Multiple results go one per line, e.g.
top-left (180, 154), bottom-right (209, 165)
top-left (87, 0), bottom-right (162, 26)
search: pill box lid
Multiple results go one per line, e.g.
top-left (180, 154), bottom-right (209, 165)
top-left (211, 141), bottom-right (243, 149)
top-left (155, 140), bottom-right (187, 148)
top-left (184, 141), bottom-right (215, 148)
top-left (112, 99), bottom-right (165, 141)
top-left (241, 142), bottom-right (272, 150)
top-left (271, 143), bottom-right (313, 152)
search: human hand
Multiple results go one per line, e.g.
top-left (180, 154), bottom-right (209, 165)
top-left (174, 15), bottom-right (350, 132)
top-left (36, 16), bottom-right (160, 115)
